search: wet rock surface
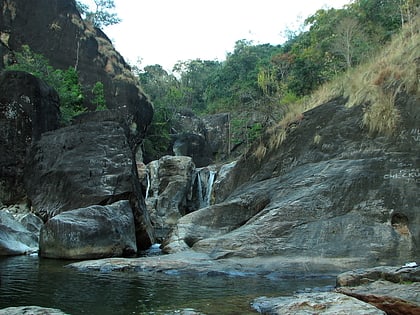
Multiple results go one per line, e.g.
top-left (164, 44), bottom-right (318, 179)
top-left (0, 306), bottom-right (69, 315)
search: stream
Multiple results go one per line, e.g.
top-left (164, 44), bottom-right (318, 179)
top-left (0, 255), bottom-right (336, 315)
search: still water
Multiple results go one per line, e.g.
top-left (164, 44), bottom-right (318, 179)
top-left (0, 255), bottom-right (336, 315)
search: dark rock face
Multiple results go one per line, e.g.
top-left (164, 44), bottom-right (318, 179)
top-left (170, 112), bottom-right (230, 167)
top-left (39, 200), bottom-right (137, 259)
top-left (25, 121), bottom-right (133, 219)
top-left (0, 70), bottom-right (60, 204)
top-left (24, 120), bottom-right (154, 249)
top-left (0, 0), bottom-right (153, 149)
top-left (164, 96), bottom-right (420, 264)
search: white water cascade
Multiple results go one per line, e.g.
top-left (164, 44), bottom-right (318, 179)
top-left (195, 167), bottom-right (217, 209)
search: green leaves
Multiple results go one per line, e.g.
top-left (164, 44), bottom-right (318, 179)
top-left (6, 45), bottom-right (87, 124)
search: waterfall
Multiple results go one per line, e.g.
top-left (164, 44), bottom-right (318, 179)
top-left (204, 170), bottom-right (216, 207)
top-left (145, 172), bottom-right (150, 200)
top-left (195, 167), bottom-right (217, 209)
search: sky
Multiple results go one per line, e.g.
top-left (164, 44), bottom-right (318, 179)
top-left (85, 0), bottom-right (351, 71)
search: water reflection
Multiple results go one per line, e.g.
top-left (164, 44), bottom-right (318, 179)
top-left (0, 255), bottom-right (335, 314)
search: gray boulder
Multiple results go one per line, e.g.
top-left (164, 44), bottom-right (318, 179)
top-left (39, 200), bottom-right (137, 259)
top-left (145, 156), bottom-right (195, 241)
top-left (0, 211), bottom-right (38, 255)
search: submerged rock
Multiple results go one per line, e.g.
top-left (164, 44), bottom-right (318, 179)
top-left (39, 200), bottom-right (137, 259)
top-left (0, 306), bottom-right (69, 315)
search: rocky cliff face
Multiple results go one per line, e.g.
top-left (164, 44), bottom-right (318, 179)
top-left (0, 0), bottom-right (153, 148)
top-left (164, 93), bottom-right (420, 265)
top-left (0, 0), bottom-right (155, 254)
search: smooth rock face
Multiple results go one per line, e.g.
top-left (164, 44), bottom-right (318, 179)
top-left (169, 112), bottom-right (230, 167)
top-left (24, 121), bottom-right (133, 220)
top-left (164, 97), bottom-right (420, 264)
top-left (0, 71), bottom-right (60, 204)
top-left (39, 200), bottom-right (137, 259)
top-left (251, 293), bottom-right (386, 315)
top-left (0, 211), bottom-right (38, 256)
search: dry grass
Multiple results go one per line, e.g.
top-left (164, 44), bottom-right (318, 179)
top-left (252, 12), bottom-right (419, 160)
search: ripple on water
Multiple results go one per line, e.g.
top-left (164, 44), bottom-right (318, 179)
top-left (0, 255), bottom-right (336, 315)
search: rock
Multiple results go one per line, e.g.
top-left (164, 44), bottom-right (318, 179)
top-left (24, 120), bottom-right (154, 249)
top-left (0, 70), bottom-right (60, 205)
top-left (336, 265), bottom-right (420, 315)
top-left (145, 156), bottom-right (195, 241)
top-left (162, 194), bottom-right (270, 255)
top-left (164, 97), bottom-right (420, 264)
top-left (169, 112), bottom-right (230, 167)
top-left (336, 281), bottom-right (420, 315)
top-left (251, 293), bottom-right (386, 315)
top-left (336, 265), bottom-right (420, 287)
top-left (1, 0), bottom-right (153, 150)
top-left (0, 306), bottom-right (69, 315)
top-left (25, 121), bottom-right (133, 219)
top-left (15, 213), bottom-right (44, 236)
top-left (39, 200), bottom-right (137, 259)
top-left (0, 211), bottom-right (38, 256)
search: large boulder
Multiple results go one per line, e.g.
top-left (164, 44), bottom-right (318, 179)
top-left (0, 70), bottom-right (60, 204)
top-left (164, 96), bottom-right (420, 264)
top-left (39, 200), bottom-right (137, 259)
top-left (0, 211), bottom-right (38, 255)
top-left (145, 156), bottom-right (195, 241)
top-left (24, 120), bottom-right (154, 249)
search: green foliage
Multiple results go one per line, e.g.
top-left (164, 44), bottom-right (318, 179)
top-left (6, 45), bottom-right (86, 124)
top-left (91, 81), bottom-right (107, 111)
top-left (136, 0), bottom-right (412, 160)
top-left (77, 0), bottom-right (121, 28)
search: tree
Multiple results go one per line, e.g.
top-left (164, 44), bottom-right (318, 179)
top-left (76, 0), bottom-right (121, 28)
top-left (332, 17), bottom-right (363, 68)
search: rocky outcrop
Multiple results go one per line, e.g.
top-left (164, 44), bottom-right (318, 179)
top-left (163, 96), bottom-right (420, 264)
top-left (0, 70), bottom-right (60, 205)
top-left (0, 211), bottom-right (38, 255)
top-left (24, 120), bottom-right (154, 249)
top-left (144, 156), bottom-right (195, 241)
top-left (169, 112), bottom-right (230, 167)
top-left (251, 293), bottom-right (386, 314)
top-left (39, 200), bottom-right (137, 259)
top-left (336, 265), bottom-right (420, 315)
top-left (0, 0), bottom-right (153, 149)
